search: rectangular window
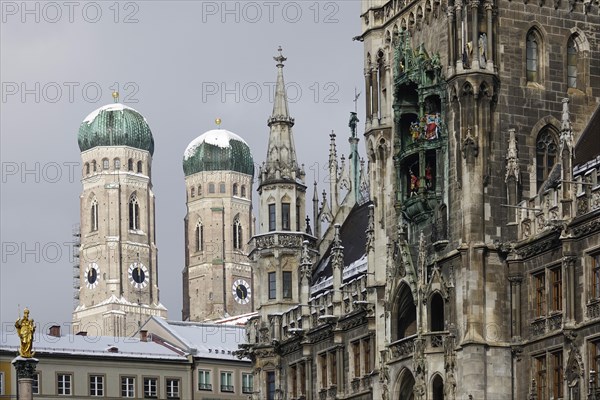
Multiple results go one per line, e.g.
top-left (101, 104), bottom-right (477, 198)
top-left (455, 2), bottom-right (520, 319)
top-left (299, 362), bottom-right (306, 395)
top-left (220, 371), bottom-right (233, 392)
top-left (591, 341), bottom-right (600, 388)
top-left (89, 375), bottom-right (104, 396)
top-left (282, 203), bottom-right (291, 231)
top-left (267, 372), bottom-right (276, 400)
top-left (534, 272), bottom-right (546, 317)
top-left (121, 376), bottom-right (135, 398)
top-left (552, 351), bottom-right (563, 399)
top-left (290, 364), bottom-right (297, 397)
top-left (0, 372), bottom-right (3, 396)
top-left (32, 372), bottom-right (40, 394)
top-left (535, 355), bottom-right (547, 400)
top-left (166, 378), bottom-right (180, 399)
top-left (353, 341), bottom-right (361, 378)
top-left (592, 254), bottom-right (600, 299)
top-left (363, 338), bottom-right (371, 374)
top-left (219, 183), bottom-right (226, 193)
top-left (320, 353), bottom-right (328, 388)
top-left (198, 369), bottom-right (212, 391)
top-left (144, 377), bottom-right (158, 398)
top-left (329, 352), bottom-right (337, 386)
top-left (551, 267), bottom-right (562, 312)
top-left (268, 204), bottom-right (276, 231)
top-left (268, 272), bottom-right (277, 299)
top-left (102, 159), bottom-right (109, 170)
top-left (282, 271), bottom-right (292, 299)
top-left (296, 204), bottom-right (301, 231)
top-left (57, 373), bottom-right (72, 396)
top-left (242, 373), bottom-right (253, 394)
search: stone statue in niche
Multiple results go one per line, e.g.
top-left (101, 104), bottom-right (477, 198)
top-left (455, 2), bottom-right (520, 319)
top-left (479, 33), bottom-right (487, 67)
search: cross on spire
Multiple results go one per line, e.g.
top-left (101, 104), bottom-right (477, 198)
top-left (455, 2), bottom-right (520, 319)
top-left (274, 46), bottom-right (287, 67)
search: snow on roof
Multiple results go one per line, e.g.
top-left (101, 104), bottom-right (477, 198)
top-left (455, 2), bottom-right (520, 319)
top-left (212, 312), bottom-right (258, 326)
top-left (149, 318), bottom-right (248, 361)
top-left (0, 329), bottom-right (186, 361)
top-left (184, 129), bottom-right (249, 160)
top-left (82, 103), bottom-right (144, 124)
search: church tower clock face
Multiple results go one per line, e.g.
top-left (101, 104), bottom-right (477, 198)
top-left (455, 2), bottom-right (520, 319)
top-left (84, 263), bottom-right (100, 289)
top-left (128, 263), bottom-right (149, 289)
top-left (232, 279), bottom-right (251, 305)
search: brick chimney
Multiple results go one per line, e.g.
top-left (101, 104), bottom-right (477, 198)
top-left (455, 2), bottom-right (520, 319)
top-left (48, 325), bottom-right (61, 337)
top-left (139, 330), bottom-right (148, 342)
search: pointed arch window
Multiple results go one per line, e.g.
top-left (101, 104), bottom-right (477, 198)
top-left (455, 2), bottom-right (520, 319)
top-left (567, 36), bottom-right (578, 88)
top-left (233, 184), bottom-right (238, 196)
top-left (432, 375), bottom-right (444, 400)
top-left (85, 163), bottom-right (90, 175)
top-left (128, 159), bottom-right (134, 171)
top-left (526, 31), bottom-right (540, 83)
top-left (196, 220), bottom-right (204, 252)
top-left (129, 195), bottom-right (140, 231)
top-left (137, 161), bottom-right (143, 174)
top-left (429, 293), bottom-right (444, 332)
top-left (233, 216), bottom-right (242, 250)
top-left (90, 198), bottom-right (99, 232)
top-left (536, 130), bottom-right (558, 191)
top-left (241, 185), bottom-right (246, 198)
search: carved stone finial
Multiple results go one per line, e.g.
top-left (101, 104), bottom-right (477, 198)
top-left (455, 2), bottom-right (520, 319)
top-left (366, 204), bottom-right (375, 253)
top-left (560, 98), bottom-right (574, 157)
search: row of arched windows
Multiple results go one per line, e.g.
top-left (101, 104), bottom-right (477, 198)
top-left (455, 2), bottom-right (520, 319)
top-left (84, 158), bottom-right (144, 175)
top-left (194, 215), bottom-right (244, 252)
top-left (526, 28), bottom-right (588, 90)
top-left (89, 193), bottom-right (141, 232)
top-left (393, 285), bottom-right (445, 342)
top-left (190, 183), bottom-right (247, 199)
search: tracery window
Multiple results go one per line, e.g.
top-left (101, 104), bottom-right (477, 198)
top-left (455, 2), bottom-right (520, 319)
top-left (129, 194), bottom-right (140, 230)
top-left (536, 130), bottom-right (558, 191)
top-left (233, 216), bottom-right (242, 250)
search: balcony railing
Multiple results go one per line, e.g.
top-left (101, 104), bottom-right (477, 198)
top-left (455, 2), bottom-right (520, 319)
top-left (220, 385), bottom-right (234, 392)
top-left (198, 383), bottom-right (212, 391)
top-left (242, 386), bottom-right (253, 394)
top-left (389, 334), bottom-right (417, 360)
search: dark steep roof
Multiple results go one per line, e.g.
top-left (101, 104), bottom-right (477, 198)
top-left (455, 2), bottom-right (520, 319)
top-left (312, 202), bottom-right (371, 285)
top-left (574, 104), bottom-right (600, 166)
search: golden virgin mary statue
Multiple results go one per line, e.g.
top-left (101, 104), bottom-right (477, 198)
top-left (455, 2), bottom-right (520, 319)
top-left (15, 308), bottom-right (35, 358)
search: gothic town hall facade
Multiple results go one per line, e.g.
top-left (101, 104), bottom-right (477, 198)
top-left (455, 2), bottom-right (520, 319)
top-left (242, 0), bottom-right (600, 399)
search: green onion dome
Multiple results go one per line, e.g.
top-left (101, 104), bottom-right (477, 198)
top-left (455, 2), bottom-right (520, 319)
top-left (78, 103), bottom-right (154, 155)
top-left (183, 129), bottom-right (254, 177)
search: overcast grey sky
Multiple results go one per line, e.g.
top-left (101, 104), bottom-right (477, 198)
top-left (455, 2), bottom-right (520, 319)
top-left (0, 1), bottom-right (365, 331)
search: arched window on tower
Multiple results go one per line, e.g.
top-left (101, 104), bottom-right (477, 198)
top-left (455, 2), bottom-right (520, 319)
top-left (137, 161), bottom-right (143, 174)
top-left (90, 197), bottom-right (98, 232)
top-left (233, 183), bottom-right (238, 196)
top-left (241, 185), bottom-right (246, 198)
top-left (196, 220), bottom-right (203, 252)
top-left (430, 292), bottom-right (445, 332)
top-left (129, 194), bottom-right (140, 231)
top-left (198, 185), bottom-right (202, 196)
top-left (114, 158), bottom-right (121, 170)
top-left (92, 160), bottom-right (97, 172)
top-left (233, 216), bottom-right (242, 250)
top-left (102, 158), bottom-right (109, 170)
top-left (567, 36), bottom-right (578, 89)
top-left (526, 30), bottom-right (541, 83)
top-left (85, 163), bottom-right (90, 175)
top-left (191, 187), bottom-right (195, 198)
top-left (536, 129), bottom-right (558, 191)
top-left (432, 374), bottom-right (444, 400)
top-left (209, 183), bottom-right (215, 194)
top-left (128, 159), bottom-right (133, 171)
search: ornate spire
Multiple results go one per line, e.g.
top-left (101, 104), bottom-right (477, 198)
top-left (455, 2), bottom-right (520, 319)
top-left (505, 128), bottom-right (520, 183)
top-left (263, 47), bottom-right (300, 185)
top-left (268, 46), bottom-right (294, 127)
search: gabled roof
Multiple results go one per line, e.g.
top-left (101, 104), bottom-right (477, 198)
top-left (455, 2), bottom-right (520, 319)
top-left (0, 329), bottom-right (186, 361)
top-left (311, 202), bottom-right (371, 292)
top-left (140, 317), bottom-right (249, 362)
top-left (574, 104), bottom-right (600, 166)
